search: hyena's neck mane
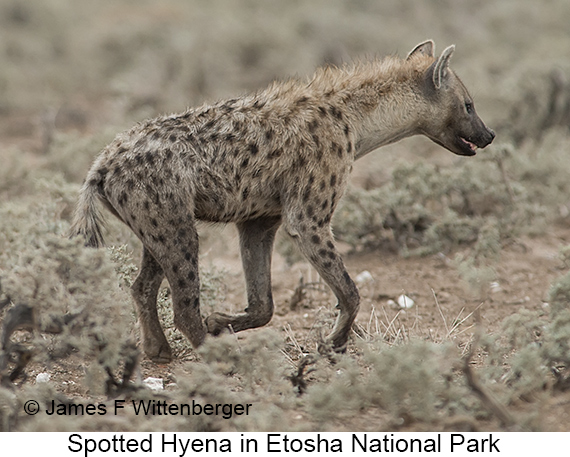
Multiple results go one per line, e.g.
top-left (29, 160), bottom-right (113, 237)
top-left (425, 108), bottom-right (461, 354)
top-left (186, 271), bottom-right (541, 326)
top-left (304, 55), bottom-right (434, 158)
top-left (307, 54), bottom-right (432, 105)
top-left (252, 54), bottom-right (433, 114)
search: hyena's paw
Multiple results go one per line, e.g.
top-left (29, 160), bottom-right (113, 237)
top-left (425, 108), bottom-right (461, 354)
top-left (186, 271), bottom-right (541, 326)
top-left (143, 338), bottom-right (173, 364)
top-left (204, 312), bottom-right (233, 336)
top-left (324, 333), bottom-right (349, 354)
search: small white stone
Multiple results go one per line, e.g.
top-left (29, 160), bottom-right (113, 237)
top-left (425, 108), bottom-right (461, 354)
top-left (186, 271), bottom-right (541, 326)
top-left (143, 377), bottom-right (164, 391)
top-left (490, 282), bottom-right (502, 293)
top-left (35, 373), bottom-right (51, 383)
top-left (397, 294), bottom-right (415, 309)
top-left (355, 270), bottom-right (373, 284)
top-left (387, 299), bottom-right (397, 308)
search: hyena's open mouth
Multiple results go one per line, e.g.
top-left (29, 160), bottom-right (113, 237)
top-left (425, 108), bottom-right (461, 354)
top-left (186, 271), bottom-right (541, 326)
top-left (458, 136), bottom-right (478, 156)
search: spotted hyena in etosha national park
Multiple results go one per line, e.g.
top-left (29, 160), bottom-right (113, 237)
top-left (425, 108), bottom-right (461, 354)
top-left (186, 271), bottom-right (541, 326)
top-left (70, 40), bottom-right (495, 363)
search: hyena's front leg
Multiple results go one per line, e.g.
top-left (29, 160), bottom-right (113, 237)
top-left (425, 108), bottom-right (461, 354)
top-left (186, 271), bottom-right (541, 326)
top-left (285, 220), bottom-right (360, 351)
top-left (205, 216), bottom-right (281, 335)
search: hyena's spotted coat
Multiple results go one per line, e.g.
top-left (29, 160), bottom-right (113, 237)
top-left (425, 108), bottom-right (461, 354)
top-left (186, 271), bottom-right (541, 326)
top-left (71, 40), bottom-right (494, 362)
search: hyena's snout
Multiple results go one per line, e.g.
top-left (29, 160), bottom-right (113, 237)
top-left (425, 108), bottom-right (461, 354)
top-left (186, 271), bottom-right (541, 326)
top-left (453, 118), bottom-right (495, 157)
top-left (475, 124), bottom-right (495, 149)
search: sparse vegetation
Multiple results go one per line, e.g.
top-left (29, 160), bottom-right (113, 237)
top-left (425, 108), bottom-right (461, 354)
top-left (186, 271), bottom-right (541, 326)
top-left (1, 0), bottom-right (570, 433)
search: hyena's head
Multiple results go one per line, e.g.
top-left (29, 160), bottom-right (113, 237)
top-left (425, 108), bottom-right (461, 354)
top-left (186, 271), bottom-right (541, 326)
top-left (409, 40), bottom-right (495, 156)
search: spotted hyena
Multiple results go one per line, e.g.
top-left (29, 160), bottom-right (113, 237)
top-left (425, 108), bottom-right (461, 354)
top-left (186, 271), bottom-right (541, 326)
top-left (70, 40), bottom-right (495, 362)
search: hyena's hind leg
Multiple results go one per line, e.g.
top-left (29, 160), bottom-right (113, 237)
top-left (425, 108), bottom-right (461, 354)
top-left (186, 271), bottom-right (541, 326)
top-left (131, 247), bottom-right (172, 363)
top-left (146, 217), bottom-right (206, 350)
top-left (205, 216), bottom-right (281, 335)
top-left (124, 190), bottom-right (205, 358)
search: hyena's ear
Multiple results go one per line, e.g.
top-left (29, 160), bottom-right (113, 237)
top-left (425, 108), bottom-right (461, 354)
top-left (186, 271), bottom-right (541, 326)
top-left (432, 45), bottom-right (455, 89)
top-left (406, 40), bottom-right (435, 60)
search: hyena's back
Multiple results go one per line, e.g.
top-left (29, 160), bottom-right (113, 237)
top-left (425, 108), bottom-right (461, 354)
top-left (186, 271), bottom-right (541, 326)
top-left (85, 89), bottom-right (353, 238)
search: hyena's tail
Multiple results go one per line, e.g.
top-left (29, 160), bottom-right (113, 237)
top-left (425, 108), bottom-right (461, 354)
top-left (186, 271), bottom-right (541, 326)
top-left (69, 169), bottom-right (106, 248)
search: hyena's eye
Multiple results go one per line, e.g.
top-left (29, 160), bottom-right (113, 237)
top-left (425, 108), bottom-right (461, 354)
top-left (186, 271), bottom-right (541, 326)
top-left (465, 101), bottom-right (474, 114)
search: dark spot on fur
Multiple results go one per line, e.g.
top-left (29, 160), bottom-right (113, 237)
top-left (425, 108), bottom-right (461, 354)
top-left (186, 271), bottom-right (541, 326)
top-left (332, 142), bottom-right (343, 158)
top-left (241, 157), bottom-right (249, 168)
top-left (112, 165), bottom-right (123, 178)
top-left (253, 100), bottom-right (266, 109)
top-left (330, 106), bottom-right (343, 120)
top-left (184, 252), bottom-right (192, 261)
top-left (178, 279), bottom-right (186, 289)
top-left (242, 187), bottom-right (250, 200)
top-left (318, 249), bottom-right (328, 257)
top-left (330, 174), bottom-right (337, 187)
top-left (327, 241), bottom-right (334, 249)
top-left (269, 148), bottom-right (281, 159)
top-left (188, 270), bottom-right (196, 281)
top-left (308, 120), bottom-right (318, 133)
top-left (311, 234), bottom-right (320, 244)
top-left (265, 129), bottom-right (274, 141)
top-left (118, 192), bottom-right (128, 206)
top-left (311, 133), bottom-right (320, 149)
top-left (221, 102), bottom-right (235, 113)
top-left (296, 155), bottom-right (307, 168)
top-left (233, 120), bottom-right (244, 133)
top-left (157, 235), bottom-right (166, 244)
top-left (249, 144), bottom-right (259, 155)
top-left (296, 96), bottom-right (309, 105)
top-left (194, 297), bottom-right (200, 308)
top-left (324, 261), bottom-right (332, 269)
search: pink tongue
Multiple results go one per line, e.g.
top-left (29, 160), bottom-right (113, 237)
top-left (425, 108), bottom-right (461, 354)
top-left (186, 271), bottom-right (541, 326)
top-left (463, 138), bottom-right (476, 150)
